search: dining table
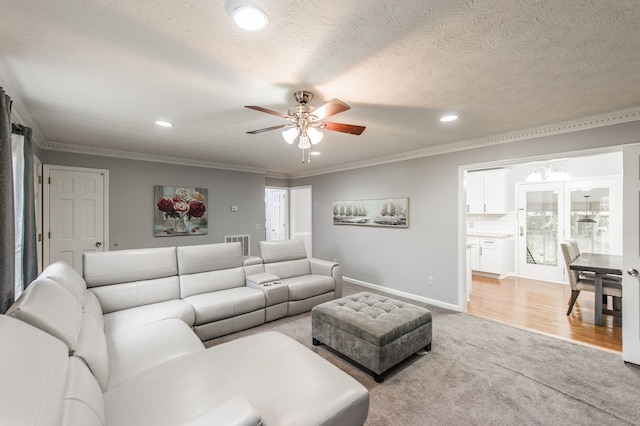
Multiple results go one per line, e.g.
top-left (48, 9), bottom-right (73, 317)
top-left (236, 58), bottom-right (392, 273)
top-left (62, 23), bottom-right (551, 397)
top-left (569, 253), bottom-right (623, 326)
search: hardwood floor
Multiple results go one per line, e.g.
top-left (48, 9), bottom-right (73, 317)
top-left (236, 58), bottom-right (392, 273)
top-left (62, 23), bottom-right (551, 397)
top-left (466, 275), bottom-right (622, 353)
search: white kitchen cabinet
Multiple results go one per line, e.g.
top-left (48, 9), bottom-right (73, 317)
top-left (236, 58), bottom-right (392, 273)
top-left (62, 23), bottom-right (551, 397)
top-left (466, 169), bottom-right (509, 214)
top-left (478, 238), bottom-right (501, 274)
top-left (467, 235), bottom-right (510, 278)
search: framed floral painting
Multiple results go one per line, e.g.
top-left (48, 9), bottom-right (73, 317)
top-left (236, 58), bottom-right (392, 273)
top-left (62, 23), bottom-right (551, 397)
top-left (154, 186), bottom-right (208, 236)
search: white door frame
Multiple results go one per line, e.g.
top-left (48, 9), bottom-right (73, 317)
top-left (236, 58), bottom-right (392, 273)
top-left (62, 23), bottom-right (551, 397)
top-left (290, 185), bottom-right (312, 257)
top-left (43, 164), bottom-right (110, 270)
top-left (34, 156), bottom-right (43, 274)
top-left (622, 143), bottom-right (640, 365)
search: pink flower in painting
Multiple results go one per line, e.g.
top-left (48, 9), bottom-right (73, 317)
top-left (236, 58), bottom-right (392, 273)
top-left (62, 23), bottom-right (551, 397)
top-left (173, 201), bottom-right (190, 214)
top-left (156, 197), bottom-right (174, 212)
top-left (188, 200), bottom-right (206, 218)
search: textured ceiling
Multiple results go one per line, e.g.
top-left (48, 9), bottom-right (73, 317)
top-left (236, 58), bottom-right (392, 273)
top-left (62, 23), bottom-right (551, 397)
top-left (1, 0), bottom-right (639, 177)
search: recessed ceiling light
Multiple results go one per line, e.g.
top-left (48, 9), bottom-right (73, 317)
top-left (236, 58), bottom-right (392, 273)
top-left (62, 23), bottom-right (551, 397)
top-left (440, 114), bottom-right (458, 122)
top-left (233, 6), bottom-right (268, 31)
top-left (310, 151), bottom-right (321, 156)
top-left (155, 120), bottom-right (173, 127)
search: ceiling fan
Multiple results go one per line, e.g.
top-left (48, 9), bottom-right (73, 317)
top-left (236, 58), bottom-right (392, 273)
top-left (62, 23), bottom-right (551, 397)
top-left (245, 91), bottom-right (366, 163)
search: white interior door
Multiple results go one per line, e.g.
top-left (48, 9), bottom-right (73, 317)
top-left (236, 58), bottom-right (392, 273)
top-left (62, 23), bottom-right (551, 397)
top-left (517, 182), bottom-right (565, 282)
top-left (44, 165), bottom-right (109, 275)
top-left (265, 188), bottom-right (287, 241)
top-left (622, 144), bottom-right (640, 365)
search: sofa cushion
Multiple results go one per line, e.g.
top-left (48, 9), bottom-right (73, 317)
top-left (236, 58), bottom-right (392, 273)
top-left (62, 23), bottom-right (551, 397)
top-left (177, 242), bottom-right (243, 275)
top-left (90, 276), bottom-right (181, 314)
top-left (0, 315), bottom-right (69, 426)
top-left (179, 267), bottom-right (246, 298)
top-left (184, 287), bottom-right (265, 325)
top-left (103, 351), bottom-right (261, 426)
top-left (264, 259), bottom-right (311, 280)
top-left (283, 274), bottom-right (336, 301)
top-left (7, 277), bottom-right (83, 352)
top-left (259, 239), bottom-right (308, 263)
top-left (75, 313), bottom-right (110, 391)
top-left (206, 331), bottom-right (369, 426)
top-left (106, 318), bottom-right (205, 389)
top-left (102, 299), bottom-right (195, 337)
top-left (83, 247), bottom-right (177, 287)
top-left (83, 290), bottom-right (105, 329)
top-left (41, 260), bottom-right (88, 300)
top-left (63, 356), bottom-right (106, 426)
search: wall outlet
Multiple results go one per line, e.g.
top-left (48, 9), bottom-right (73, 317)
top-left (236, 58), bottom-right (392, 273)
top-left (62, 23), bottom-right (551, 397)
top-left (428, 276), bottom-right (434, 286)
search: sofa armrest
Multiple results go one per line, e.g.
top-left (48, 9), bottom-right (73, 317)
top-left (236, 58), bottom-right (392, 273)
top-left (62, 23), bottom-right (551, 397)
top-left (309, 258), bottom-right (337, 276)
top-left (309, 259), bottom-right (343, 298)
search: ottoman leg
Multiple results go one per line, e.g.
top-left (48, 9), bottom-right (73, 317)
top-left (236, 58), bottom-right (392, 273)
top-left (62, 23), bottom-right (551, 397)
top-left (373, 372), bottom-right (385, 383)
top-left (424, 343), bottom-right (431, 351)
top-left (312, 338), bottom-right (320, 346)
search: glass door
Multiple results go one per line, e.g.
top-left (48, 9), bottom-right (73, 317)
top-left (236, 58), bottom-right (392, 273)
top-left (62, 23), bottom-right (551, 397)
top-left (517, 183), bottom-right (565, 282)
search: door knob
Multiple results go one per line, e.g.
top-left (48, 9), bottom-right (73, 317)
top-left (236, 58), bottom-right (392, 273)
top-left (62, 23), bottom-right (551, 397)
top-left (95, 241), bottom-right (103, 248)
top-left (627, 268), bottom-right (638, 276)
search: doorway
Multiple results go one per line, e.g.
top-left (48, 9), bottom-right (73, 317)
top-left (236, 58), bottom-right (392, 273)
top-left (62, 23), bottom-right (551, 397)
top-left (463, 150), bottom-right (625, 354)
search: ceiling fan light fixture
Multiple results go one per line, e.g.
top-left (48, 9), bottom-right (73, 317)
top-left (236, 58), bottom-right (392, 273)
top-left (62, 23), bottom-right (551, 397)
top-left (232, 6), bottom-right (268, 31)
top-left (298, 135), bottom-right (311, 150)
top-left (307, 127), bottom-right (323, 144)
top-left (282, 127), bottom-right (297, 144)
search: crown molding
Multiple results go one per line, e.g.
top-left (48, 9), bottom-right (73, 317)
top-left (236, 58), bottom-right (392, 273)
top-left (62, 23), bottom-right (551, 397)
top-left (40, 107), bottom-right (640, 180)
top-left (289, 107), bottom-right (640, 179)
top-left (41, 141), bottom-right (269, 175)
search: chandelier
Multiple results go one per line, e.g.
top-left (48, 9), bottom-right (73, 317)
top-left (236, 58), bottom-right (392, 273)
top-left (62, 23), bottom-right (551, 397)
top-left (525, 164), bottom-right (571, 182)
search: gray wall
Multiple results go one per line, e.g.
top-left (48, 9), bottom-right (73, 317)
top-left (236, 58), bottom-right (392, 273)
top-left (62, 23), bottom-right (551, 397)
top-left (292, 121), bottom-right (640, 307)
top-left (41, 151), bottom-right (266, 255)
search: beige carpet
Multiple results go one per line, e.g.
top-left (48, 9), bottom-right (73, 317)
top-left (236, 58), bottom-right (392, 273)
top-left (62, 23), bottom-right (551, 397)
top-left (206, 283), bottom-right (640, 425)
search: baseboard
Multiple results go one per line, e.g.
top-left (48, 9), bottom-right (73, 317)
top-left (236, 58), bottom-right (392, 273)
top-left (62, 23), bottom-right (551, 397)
top-left (343, 277), bottom-right (461, 312)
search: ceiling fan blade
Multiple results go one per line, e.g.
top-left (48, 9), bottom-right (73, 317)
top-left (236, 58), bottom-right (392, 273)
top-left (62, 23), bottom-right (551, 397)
top-left (312, 99), bottom-right (351, 120)
top-left (322, 121), bottom-right (366, 135)
top-left (246, 124), bottom-right (288, 134)
top-left (245, 105), bottom-right (290, 119)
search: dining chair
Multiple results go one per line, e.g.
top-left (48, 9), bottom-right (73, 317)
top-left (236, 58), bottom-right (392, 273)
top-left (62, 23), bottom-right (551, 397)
top-left (560, 241), bottom-right (622, 319)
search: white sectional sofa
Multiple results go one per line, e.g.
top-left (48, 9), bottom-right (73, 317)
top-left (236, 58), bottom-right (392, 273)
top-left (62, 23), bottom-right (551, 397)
top-left (81, 240), bottom-right (342, 340)
top-left (0, 241), bottom-right (369, 425)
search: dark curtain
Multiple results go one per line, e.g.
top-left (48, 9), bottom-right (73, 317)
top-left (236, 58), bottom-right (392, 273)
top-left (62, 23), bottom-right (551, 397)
top-left (12, 124), bottom-right (37, 289)
top-left (0, 87), bottom-right (14, 313)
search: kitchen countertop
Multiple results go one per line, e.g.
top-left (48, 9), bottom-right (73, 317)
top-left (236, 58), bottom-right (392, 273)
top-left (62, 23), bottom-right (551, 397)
top-left (466, 232), bottom-right (513, 239)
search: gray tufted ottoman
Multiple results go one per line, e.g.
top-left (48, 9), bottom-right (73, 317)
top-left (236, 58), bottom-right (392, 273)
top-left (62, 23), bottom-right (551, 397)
top-left (312, 292), bottom-right (432, 382)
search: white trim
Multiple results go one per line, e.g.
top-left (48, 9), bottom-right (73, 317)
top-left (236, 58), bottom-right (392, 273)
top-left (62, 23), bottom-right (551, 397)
top-left (289, 107), bottom-right (640, 179)
top-left (344, 276), bottom-right (461, 312)
top-left (43, 165), bottom-right (110, 270)
top-left (42, 141), bottom-right (269, 175)
top-left (37, 107), bottom-right (640, 180)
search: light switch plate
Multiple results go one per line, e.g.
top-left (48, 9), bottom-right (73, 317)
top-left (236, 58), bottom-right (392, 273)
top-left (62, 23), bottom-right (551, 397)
top-left (231, 205), bottom-right (239, 212)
